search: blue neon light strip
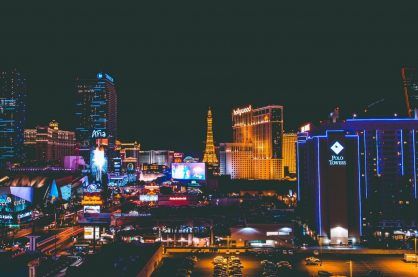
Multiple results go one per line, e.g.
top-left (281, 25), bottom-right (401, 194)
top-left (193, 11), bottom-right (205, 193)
top-left (316, 137), bottom-right (322, 236)
top-left (376, 130), bottom-right (380, 175)
top-left (297, 142), bottom-right (301, 201)
top-left (356, 135), bottom-right (363, 236)
top-left (364, 130), bottom-right (368, 198)
top-left (400, 129), bottom-right (404, 176)
top-left (413, 130), bottom-right (417, 199)
top-left (347, 118), bottom-right (416, 121)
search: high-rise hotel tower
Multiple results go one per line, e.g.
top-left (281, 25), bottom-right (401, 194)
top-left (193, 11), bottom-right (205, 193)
top-left (220, 105), bottom-right (284, 179)
top-left (75, 72), bottom-right (117, 150)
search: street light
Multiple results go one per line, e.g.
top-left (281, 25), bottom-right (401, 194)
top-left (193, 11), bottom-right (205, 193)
top-left (415, 237), bottom-right (417, 268)
top-left (346, 260), bottom-right (353, 277)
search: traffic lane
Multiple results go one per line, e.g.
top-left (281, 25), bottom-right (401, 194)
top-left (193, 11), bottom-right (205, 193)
top-left (301, 256), bottom-right (418, 277)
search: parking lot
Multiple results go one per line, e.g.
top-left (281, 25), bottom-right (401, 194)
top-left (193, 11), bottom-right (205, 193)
top-left (153, 251), bottom-right (418, 277)
top-left (301, 255), bottom-right (418, 277)
top-left (193, 254), bottom-right (262, 276)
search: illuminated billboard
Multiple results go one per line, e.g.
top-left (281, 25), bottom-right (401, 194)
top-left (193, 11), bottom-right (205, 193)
top-left (83, 205), bottom-right (100, 214)
top-left (84, 226), bottom-right (100, 240)
top-left (171, 163), bottom-right (206, 180)
top-left (90, 146), bottom-right (108, 179)
top-left (87, 146), bottom-right (108, 193)
top-left (60, 184), bottom-right (72, 201)
top-left (139, 195), bottom-right (158, 202)
top-left (81, 194), bottom-right (103, 205)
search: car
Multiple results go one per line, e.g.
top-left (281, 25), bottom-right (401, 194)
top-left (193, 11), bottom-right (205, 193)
top-left (277, 261), bottom-right (292, 269)
top-left (317, 270), bottom-right (333, 277)
top-left (260, 259), bottom-right (269, 265)
top-left (305, 256), bottom-right (321, 265)
top-left (288, 249), bottom-right (294, 255)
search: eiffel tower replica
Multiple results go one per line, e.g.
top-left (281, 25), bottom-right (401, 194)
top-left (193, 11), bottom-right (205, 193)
top-left (203, 108), bottom-right (219, 174)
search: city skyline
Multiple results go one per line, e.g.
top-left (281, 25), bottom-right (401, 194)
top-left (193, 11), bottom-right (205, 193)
top-left (1, 3), bottom-right (416, 154)
top-left (1, 4), bottom-right (418, 276)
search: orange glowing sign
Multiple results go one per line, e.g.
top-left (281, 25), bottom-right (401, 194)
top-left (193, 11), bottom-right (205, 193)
top-left (81, 195), bottom-right (103, 205)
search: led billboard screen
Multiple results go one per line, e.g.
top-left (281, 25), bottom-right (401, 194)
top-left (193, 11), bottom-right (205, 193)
top-left (139, 195), bottom-right (158, 202)
top-left (60, 184), bottom-right (72, 201)
top-left (171, 163), bottom-right (206, 180)
top-left (83, 205), bottom-right (100, 214)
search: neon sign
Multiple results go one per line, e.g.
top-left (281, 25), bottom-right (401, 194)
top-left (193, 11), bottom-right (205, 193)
top-left (91, 129), bottom-right (107, 138)
top-left (97, 72), bottom-right (114, 83)
top-left (233, 105), bottom-right (252, 116)
top-left (169, 196), bottom-right (187, 201)
top-left (300, 123), bottom-right (311, 133)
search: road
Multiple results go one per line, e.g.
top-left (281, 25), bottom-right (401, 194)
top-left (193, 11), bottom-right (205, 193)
top-left (38, 226), bottom-right (83, 254)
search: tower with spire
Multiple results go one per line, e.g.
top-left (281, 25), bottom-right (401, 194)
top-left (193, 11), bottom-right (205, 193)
top-left (203, 107), bottom-right (218, 165)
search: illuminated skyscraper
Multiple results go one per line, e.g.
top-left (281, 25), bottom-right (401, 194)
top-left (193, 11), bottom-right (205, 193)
top-left (75, 72), bottom-right (117, 149)
top-left (203, 107), bottom-right (218, 165)
top-left (401, 66), bottom-right (418, 117)
top-left (0, 69), bottom-right (27, 167)
top-left (219, 105), bottom-right (284, 180)
top-left (283, 133), bottom-right (297, 177)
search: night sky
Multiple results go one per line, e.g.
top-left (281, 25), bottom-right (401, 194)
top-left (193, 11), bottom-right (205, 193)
top-left (1, 3), bottom-right (417, 155)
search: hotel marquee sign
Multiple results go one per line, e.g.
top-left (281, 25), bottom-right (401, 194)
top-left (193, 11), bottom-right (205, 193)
top-left (233, 105), bottom-right (252, 116)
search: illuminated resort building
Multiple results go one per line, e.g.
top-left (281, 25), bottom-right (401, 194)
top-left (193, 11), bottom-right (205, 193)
top-left (0, 69), bottom-right (27, 167)
top-left (138, 150), bottom-right (175, 168)
top-left (113, 140), bottom-right (141, 176)
top-left (115, 140), bottom-right (140, 164)
top-left (282, 133), bottom-right (297, 177)
top-left (219, 143), bottom-right (253, 179)
top-left (219, 105), bottom-right (284, 180)
top-left (297, 117), bottom-right (418, 245)
top-left (24, 120), bottom-right (76, 165)
top-left (75, 72), bottom-right (118, 150)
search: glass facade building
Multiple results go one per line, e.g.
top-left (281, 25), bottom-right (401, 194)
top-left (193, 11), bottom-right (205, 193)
top-left (75, 72), bottom-right (117, 149)
top-left (0, 69), bottom-right (27, 167)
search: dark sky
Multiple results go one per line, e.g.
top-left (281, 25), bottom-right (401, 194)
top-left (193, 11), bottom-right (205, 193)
top-left (0, 3), bottom-right (417, 155)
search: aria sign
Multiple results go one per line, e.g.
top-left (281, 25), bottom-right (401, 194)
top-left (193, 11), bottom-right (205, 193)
top-left (329, 141), bottom-right (347, 166)
top-left (91, 129), bottom-right (107, 138)
top-left (233, 105), bottom-right (252, 116)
